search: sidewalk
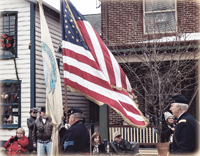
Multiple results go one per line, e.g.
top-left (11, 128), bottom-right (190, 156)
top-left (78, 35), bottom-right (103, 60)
top-left (139, 148), bottom-right (158, 156)
top-left (0, 146), bottom-right (159, 156)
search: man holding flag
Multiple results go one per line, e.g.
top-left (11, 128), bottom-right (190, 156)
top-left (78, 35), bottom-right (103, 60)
top-left (38, 0), bottom-right (63, 155)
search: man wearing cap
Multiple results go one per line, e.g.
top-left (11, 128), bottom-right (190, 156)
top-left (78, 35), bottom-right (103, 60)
top-left (32, 107), bottom-right (53, 156)
top-left (27, 108), bottom-right (38, 153)
top-left (61, 107), bottom-right (90, 154)
top-left (169, 94), bottom-right (198, 154)
top-left (109, 131), bottom-right (140, 155)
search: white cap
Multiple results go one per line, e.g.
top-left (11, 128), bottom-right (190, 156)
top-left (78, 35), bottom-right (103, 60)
top-left (164, 112), bottom-right (173, 121)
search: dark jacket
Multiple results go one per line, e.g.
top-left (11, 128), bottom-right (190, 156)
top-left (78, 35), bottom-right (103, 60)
top-left (61, 120), bottom-right (90, 154)
top-left (27, 116), bottom-right (37, 151)
top-left (91, 143), bottom-right (106, 154)
top-left (109, 139), bottom-right (138, 155)
top-left (172, 112), bottom-right (198, 154)
top-left (161, 122), bottom-right (174, 143)
top-left (4, 135), bottom-right (29, 156)
top-left (32, 116), bottom-right (52, 144)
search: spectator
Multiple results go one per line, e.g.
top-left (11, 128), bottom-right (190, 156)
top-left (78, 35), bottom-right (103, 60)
top-left (32, 107), bottom-right (52, 156)
top-left (161, 112), bottom-right (175, 143)
top-left (109, 131), bottom-right (140, 155)
top-left (4, 128), bottom-right (29, 156)
top-left (91, 132), bottom-right (106, 155)
top-left (27, 108), bottom-right (38, 153)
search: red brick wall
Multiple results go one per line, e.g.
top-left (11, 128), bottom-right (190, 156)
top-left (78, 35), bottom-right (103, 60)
top-left (177, 0), bottom-right (200, 33)
top-left (101, 0), bottom-right (143, 46)
top-left (101, 0), bottom-right (199, 125)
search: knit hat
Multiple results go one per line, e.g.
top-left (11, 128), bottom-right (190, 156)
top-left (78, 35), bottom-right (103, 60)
top-left (164, 112), bottom-right (173, 121)
top-left (113, 131), bottom-right (121, 139)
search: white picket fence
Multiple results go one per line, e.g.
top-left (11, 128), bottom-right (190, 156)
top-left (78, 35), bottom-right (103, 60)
top-left (109, 125), bottom-right (159, 144)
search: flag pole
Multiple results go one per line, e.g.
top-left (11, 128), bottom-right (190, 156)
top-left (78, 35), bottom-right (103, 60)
top-left (65, 85), bottom-right (68, 123)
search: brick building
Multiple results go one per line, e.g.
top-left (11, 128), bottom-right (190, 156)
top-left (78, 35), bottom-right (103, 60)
top-left (100, 0), bottom-right (200, 125)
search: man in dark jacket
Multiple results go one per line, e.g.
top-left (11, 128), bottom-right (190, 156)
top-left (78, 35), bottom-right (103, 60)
top-left (27, 108), bottom-right (38, 153)
top-left (109, 131), bottom-right (139, 155)
top-left (60, 108), bottom-right (90, 154)
top-left (32, 107), bottom-right (53, 156)
top-left (169, 94), bottom-right (199, 154)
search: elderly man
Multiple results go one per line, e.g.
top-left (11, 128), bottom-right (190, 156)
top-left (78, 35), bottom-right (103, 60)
top-left (169, 94), bottom-right (198, 154)
top-left (109, 131), bottom-right (139, 155)
top-left (61, 108), bottom-right (90, 154)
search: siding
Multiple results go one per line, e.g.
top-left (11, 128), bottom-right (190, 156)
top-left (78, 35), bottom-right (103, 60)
top-left (34, 4), bottom-right (90, 124)
top-left (0, 0), bottom-right (31, 141)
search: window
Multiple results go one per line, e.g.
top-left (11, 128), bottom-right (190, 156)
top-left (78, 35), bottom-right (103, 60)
top-left (143, 0), bottom-right (176, 34)
top-left (0, 80), bottom-right (21, 129)
top-left (0, 11), bottom-right (17, 59)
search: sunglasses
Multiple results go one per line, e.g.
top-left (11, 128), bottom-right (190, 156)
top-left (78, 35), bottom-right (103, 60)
top-left (33, 112), bottom-right (37, 114)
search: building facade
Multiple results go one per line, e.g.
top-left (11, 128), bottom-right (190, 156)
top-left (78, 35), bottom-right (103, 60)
top-left (100, 0), bottom-right (200, 125)
top-left (0, 0), bottom-right (91, 144)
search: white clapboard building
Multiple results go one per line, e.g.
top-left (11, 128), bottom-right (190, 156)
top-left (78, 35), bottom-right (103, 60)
top-left (0, 0), bottom-right (93, 145)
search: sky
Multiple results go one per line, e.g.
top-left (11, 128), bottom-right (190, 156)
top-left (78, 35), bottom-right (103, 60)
top-left (43, 0), bottom-right (101, 15)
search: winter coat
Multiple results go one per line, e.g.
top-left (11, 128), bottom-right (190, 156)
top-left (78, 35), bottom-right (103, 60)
top-left (172, 112), bottom-right (198, 154)
top-left (61, 120), bottom-right (90, 154)
top-left (91, 143), bottom-right (106, 155)
top-left (32, 116), bottom-right (52, 144)
top-left (27, 116), bottom-right (37, 152)
top-left (4, 135), bottom-right (29, 156)
top-left (161, 122), bottom-right (174, 143)
top-left (109, 139), bottom-right (139, 155)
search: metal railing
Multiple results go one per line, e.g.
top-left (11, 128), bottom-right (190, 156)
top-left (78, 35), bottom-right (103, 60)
top-left (86, 121), bottom-right (100, 136)
top-left (109, 125), bottom-right (158, 144)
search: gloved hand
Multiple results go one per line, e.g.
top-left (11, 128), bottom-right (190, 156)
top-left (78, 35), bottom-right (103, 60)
top-left (9, 138), bottom-right (15, 144)
top-left (14, 136), bottom-right (18, 141)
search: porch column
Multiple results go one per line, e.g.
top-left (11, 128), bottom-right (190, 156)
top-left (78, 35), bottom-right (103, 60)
top-left (99, 105), bottom-right (108, 140)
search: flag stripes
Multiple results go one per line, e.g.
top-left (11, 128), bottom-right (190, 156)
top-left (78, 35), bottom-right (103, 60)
top-left (61, 0), bottom-right (148, 127)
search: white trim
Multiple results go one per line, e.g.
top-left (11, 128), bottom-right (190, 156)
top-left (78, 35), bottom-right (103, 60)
top-left (143, 0), bottom-right (177, 35)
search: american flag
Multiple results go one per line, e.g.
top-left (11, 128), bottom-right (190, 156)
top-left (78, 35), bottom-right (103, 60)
top-left (61, 0), bottom-right (148, 127)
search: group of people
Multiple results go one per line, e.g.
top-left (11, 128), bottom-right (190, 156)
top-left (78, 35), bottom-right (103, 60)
top-left (4, 94), bottom-right (199, 155)
top-left (160, 94), bottom-right (199, 154)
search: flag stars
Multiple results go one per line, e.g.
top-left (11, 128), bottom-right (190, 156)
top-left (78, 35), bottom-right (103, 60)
top-left (70, 19), bottom-right (73, 22)
top-left (72, 36), bottom-right (74, 39)
top-left (72, 25), bottom-right (75, 28)
top-left (68, 31), bottom-right (71, 34)
top-left (65, 20), bottom-right (67, 23)
top-left (78, 17), bottom-right (81, 19)
top-left (65, 9), bottom-right (67, 12)
top-left (76, 39), bottom-right (79, 42)
top-left (65, 35), bottom-right (67, 39)
top-left (76, 31), bottom-right (78, 34)
top-left (64, 14), bottom-right (66, 18)
top-left (66, 25), bottom-right (68, 28)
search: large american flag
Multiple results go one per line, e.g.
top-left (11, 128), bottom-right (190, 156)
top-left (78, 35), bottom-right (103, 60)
top-left (61, 0), bottom-right (148, 127)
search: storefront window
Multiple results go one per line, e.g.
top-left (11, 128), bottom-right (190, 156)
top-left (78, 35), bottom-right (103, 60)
top-left (0, 80), bottom-right (21, 128)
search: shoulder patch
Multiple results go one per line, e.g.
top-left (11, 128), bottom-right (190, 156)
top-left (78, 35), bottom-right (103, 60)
top-left (178, 119), bottom-right (186, 123)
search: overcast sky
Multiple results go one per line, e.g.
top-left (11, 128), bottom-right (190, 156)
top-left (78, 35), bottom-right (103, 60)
top-left (43, 0), bottom-right (101, 15)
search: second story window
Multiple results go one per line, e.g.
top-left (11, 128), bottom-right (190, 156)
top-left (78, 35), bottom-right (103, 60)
top-left (0, 11), bottom-right (17, 59)
top-left (143, 0), bottom-right (176, 34)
